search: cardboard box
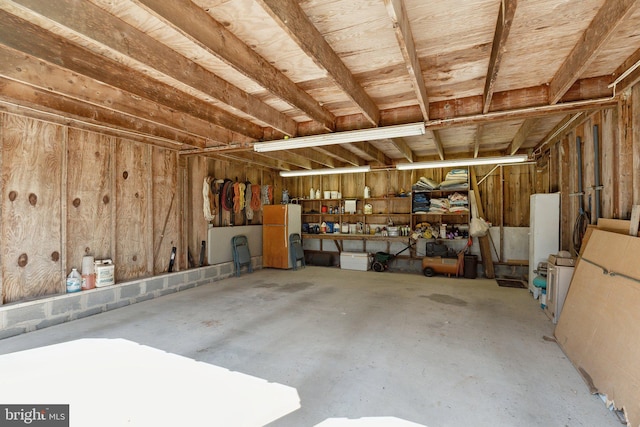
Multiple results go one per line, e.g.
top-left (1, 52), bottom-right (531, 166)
top-left (340, 252), bottom-right (370, 271)
top-left (548, 254), bottom-right (575, 266)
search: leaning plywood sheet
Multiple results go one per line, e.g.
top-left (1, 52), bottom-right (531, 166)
top-left (555, 229), bottom-right (640, 427)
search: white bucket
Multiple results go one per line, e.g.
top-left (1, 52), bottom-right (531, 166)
top-left (330, 191), bottom-right (338, 199)
top-left (323, 191), bottom-right (331, 199)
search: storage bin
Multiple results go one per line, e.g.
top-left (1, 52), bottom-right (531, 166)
top-left (463, 255), bottom-right (477, 279)
top-left (340, 252), bottom-right (370, 271)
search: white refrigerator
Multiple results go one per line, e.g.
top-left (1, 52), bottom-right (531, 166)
top-left (528, 193), bottom-right (560, 292)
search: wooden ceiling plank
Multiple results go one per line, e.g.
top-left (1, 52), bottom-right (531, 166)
top-left (384, 0), bottom-right (430, 121)
top-left (7, 0), bottom-right (297, 136)
top-left (352, 142), bottom-right (391, 166)
top-left (431, 130), bottom-right (445, 160)
top-left (390, 137), bottom-right (414, 162)
top-left (0, 44), bottom-right (235, 147)
top-left (474, 124), bottom-right (484, 158)
top-left (312, 146), bottom-right (365, 167)
top-left (507, 118), bottom-right (538, 155)
top-left (256, 0), bottom-right (380, 126)
top-left (0, 8), bottom-right (263, 141)
top-left (134, 0), bottom-right (334, 133)
top-left (483, 0), bottom-right (517, 114)
top-left (0, 77), bottom-right (206, 149)
top-left (548, 0), bottom-right (638, 104)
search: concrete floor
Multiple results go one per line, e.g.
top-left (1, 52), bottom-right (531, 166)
top-left (0, 267), bottom-right (621, 426)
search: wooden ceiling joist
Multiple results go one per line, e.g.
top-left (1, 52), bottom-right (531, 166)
top-left (312, 146), bottom-right (365, 167)
top-left (532, 112), bottom-right (586, 155)
top-left (548, 0), bottom-right (638, 104)
top-left (294, 149), bottom-right (339, 168)
top-left (507, 118), bottom-right (538, 155)
top-left (256, 0), bottom-right (380, 126)
top-left (134, 0), bottom-right (334, 134)
top-left (384, 0), bottom-right (430, 122)
top-left (431, 130), bottom-right (445, 160)
top-left (259, 151), bottom-right (313, 170)
top-left (612, 47), bottom-right (640, 93)
top-left (483, 0), bottom-right (517, 114)
top-left (0, 45), bottom-right (235, 147)
top-left (7, 0), bottom-right (297, 136)
top-left (216, 151), bottom-right (292, 171)
top-left (0, 77), bottom-right (206, 149)
top-left (390, 137), bottom-right (414, 162)
top-left (426, 97), bottom-right (617, 130)
top-left (0, 8), bottom-right (263, 142)
top-left (474, 125), bottom-right (484, 158)
top-left (351, 142), bottom-right (391, 166)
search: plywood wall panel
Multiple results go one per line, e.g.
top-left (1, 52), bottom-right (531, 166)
top-left (66, 129), bottom-right (114, 270)
top-left (115, 139), bottom-right (149, 280)
top-left (152, 147), bottom-right (178, 273)
top-left (1, 115), bottom-right (64, 303)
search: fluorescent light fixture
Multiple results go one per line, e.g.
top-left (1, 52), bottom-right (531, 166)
top-left (279, 166), bottom-right (370, 177)
top-left (254, 122), bottom-right (426, 152)
top-left (395, 155), bottom-right (529, 170)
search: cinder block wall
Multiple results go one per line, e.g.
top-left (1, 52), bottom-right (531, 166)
top-left (0, 257), bottom-right (261, 339)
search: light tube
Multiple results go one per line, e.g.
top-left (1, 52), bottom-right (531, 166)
top-left (279, 166), bottom-right (371, 177)
top-left (254, 123), bottom-right (426, 152)
top-left (395, 155), bottom-right (529, 170)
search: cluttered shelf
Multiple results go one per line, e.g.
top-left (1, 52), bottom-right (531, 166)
top-left (301, 233), bottom-right (410, 243)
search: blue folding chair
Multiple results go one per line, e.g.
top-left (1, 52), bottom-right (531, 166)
top-left (231, 235), bottom-right (252, 276)
top-left (289, 233), bottom-right (305, 270)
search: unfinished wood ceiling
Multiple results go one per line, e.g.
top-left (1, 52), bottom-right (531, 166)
top-left (1, 0), bottom-right (639, 171)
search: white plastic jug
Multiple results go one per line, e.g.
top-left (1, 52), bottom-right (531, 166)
top-left (66, 268), bottom-right (81, 293)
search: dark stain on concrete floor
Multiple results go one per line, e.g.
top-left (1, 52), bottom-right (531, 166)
top-left (422, 293), bottom-right (468, 306)
top-left (253, 281), bottom-right (314, 292)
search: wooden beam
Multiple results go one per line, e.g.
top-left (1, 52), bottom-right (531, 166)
top-left (0, 8), bottom-right (263, 141)
top-left (216, 152), bottom-right (292, 171)
top-left (426, 97), bottom-right (617, 130)
top-left (0, 45), bottom-right (233, 147)
top-left (256, 0), bottom-right (380, 126)
top-left (507, 118), bottom-right (538, 155)
top-left (292, 149), bottom-right (339, 168)
top-left (0, 78), bottom-right (206, 149)
top-left (483, 0), bottom-right (517, 114)
top-left (134, 0), bottom-right (334, 133)
top-left (470, 167), bottom-right (495, 279)
top-left (532, 113), bottom-right (585, 155)
top-left (351, 142), bottom-right (391, 166)
top-left (259, 151), bottom-right (313, 170)
top-left (384, 0), bottom-right (430, 120)
top-left (431, 130), bottom-right (445, 160)
top-left (7, 0), bottom-right (297, 136)
top-left (612, 47), bottom-right (640, 93)
top-left (548, 0), bottom-right (638, 104)
top-left (312, 146), bottom-right (365, 167)
top-left (474, 124), bottom-right (484, 158)
top-left (390, 137), bottom-right (414, 162)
